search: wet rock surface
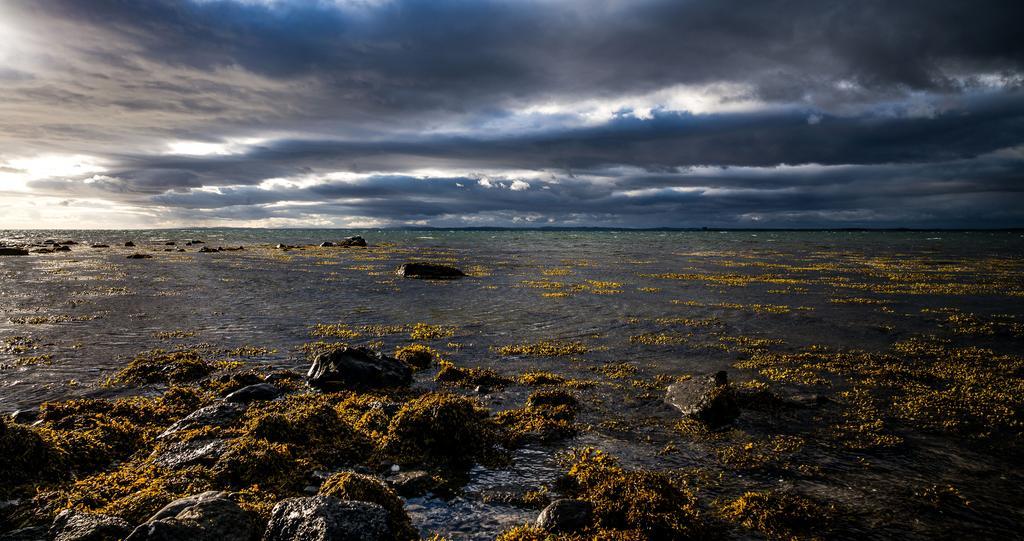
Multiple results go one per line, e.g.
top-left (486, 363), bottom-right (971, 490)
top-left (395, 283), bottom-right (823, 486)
top-left (0, 248), bottom-right (29, 256)
top-left (665, 370), bottom-right (740, 427)
top-left (125, 492), bottom-right (257, 541)
top-left (262, 496), bottom-right (391, 541)
top-left (536, 499), bottom-right (594, 534)
top-left (307, 347), bottom-right (412, 390)
top-left (150, 438), bottom-right (229, 469)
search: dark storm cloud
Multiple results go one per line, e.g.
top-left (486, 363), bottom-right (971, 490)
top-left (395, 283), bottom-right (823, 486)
top-left (2, 0), bottom-right (1024, 227)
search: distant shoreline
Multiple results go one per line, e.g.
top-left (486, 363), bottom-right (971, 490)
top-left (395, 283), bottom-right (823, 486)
top-left (3, 226), bottom-right (1023, 233)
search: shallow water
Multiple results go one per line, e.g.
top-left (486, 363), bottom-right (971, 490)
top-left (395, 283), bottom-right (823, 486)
top-left (2, 229), bottom-right (1023, 538)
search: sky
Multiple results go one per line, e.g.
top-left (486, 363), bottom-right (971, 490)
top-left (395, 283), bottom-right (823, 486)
top-left (0, 0), bottom-right (1022, 229)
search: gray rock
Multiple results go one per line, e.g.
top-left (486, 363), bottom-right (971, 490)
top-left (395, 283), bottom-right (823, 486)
top-left (307, 347), bottom-right (412, 391)
top-left (395, 262), bottom-right (465, 279)
top-left (262, 496), bottom-right (391, 541)
top-left (386, 470), bottom-right (435, 497)
top-left (665, 370), bottom-right (739, 427)
top-left (338, 236), bottom-right (367, 247)
top-left (224, 383), bottom-right (280, 404)
top-left (0, 248), bottom-right (29, 256)
top-left (150, 438), bottom-right (229, 469)
top-left (160, 403), bottom-right (245, 439)
top-left (536, 499), bottom-right (593, 534)
top-left (49, 510), bottom-right (131, 541)
top-left (126, 491), bottom-right (256, 541)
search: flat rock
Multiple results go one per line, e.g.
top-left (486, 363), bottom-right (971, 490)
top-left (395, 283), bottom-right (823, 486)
top-left (262, 496), bottom-right (391, 541)
top-left (49, 510), bottom-right (131, 541)
top-left (126, 492), bottom-right (256, 541)
top-left (307, 347), bottom-right (412, 391)
top-left (665, 371), bottom-right (739, 427)
top-left (536, 499), bottom-right (593, 534)
top-left (395, 262), bottom-right (465, 279)
top-left (0, 248), bottom-right (29, 256)
top-left (224, 383), bottom-right (281, 403)
top-left (126, 253), bottom-right (152, 259)
top-left (160, 403), bottom-right (245, 439)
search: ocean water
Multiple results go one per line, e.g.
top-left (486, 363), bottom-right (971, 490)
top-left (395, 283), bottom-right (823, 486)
top-left (1, 229), bottom-right (1023, 538)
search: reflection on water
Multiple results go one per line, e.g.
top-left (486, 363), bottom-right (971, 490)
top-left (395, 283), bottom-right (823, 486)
top-left (1, 229), bottom-right (1023, 538)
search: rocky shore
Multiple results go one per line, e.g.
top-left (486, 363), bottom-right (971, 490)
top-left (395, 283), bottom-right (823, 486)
top-left (1, 232), bottom-right (1022, 540)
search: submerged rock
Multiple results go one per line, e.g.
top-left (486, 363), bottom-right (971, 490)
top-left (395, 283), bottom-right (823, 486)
top-left (395, 262), bottom-right (465, 279)
top-left (307, 347), bottom-right (412, 391)
top-left (90, 244), bottom-right (109, 249)
top-left (0, 248), bottom-right (29, 256)
top-left (126, 253), bottom-right (152, 259)
top-left (125, 491), bottom-right (257, 541)
top-left (159, 402), bottom-right (246, 439)
top-left (338, 236), bottom-right (367, 247)
top-left (665, 370), bottom-right (739, 427)
top-left (124, 241), bottom-right (135, 247)
top-left (224, 383), bottom-right (281, 403)
top-left (262, 496), bottom-right (391, 541)
top-left (319, 241), bottom-right (336, 247)
top-left (30, 248), bottom-right (53, 254)
top-left (54, 246), bottom-right (71, 252)
top-left (49, 510), bottom-right (131, 541)
top-left (536, 499), bottom-right (593, 534)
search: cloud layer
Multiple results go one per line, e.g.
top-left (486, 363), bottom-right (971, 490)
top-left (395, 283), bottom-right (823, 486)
top-left (1, 0), bottom-right (1022, 228)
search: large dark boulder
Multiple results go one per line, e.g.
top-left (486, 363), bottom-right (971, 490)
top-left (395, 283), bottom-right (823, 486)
top-left (536, 499), bottom-right (593, 534)
top-left (0, 248), bottom-right (28, 256)
top-left (395, 262), bottom-right (465, 279)
top-left (49, 510), bottom-right (131, 541)
top-left (262, 496), bottom-right (391, 541)
top-left (307, 347), bottom-right (412, 391)
top-left (338, 236), bottom-right (367, 247)
top-left (665, 371), bottom-right (739, 427)
top-left (125, 491), bottom-right (257, 541)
